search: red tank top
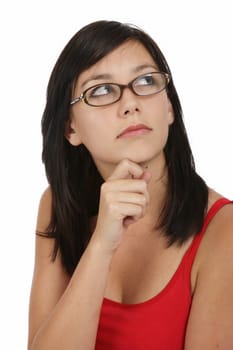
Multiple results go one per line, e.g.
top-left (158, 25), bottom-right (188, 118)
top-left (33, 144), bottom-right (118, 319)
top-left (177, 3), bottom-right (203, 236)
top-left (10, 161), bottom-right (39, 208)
top-left (95, 198), bottom-right (231, 350)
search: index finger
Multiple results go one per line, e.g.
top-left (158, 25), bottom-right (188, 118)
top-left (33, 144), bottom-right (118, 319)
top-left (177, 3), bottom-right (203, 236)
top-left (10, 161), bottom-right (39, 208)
top-left (107, 159), bottom-right (145, 181)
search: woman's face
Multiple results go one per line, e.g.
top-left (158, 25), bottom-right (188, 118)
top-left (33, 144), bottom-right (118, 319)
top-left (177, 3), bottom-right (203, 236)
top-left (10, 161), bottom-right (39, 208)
top-left (68, 40), bottom-right (174, 178)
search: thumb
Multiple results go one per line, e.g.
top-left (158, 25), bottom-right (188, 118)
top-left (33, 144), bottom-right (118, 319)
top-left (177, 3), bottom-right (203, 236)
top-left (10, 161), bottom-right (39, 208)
top-left (140, 170), bottom-right (151, 184)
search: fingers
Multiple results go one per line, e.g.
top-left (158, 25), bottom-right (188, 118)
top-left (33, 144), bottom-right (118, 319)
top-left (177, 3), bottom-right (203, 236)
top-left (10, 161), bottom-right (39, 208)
top-left (101, 180), bottom-right (149, 205)
top-left (140, 170), bottom-right (152, 184)
top-left (99, 159), bottom-right (151, 226)
top-left (102, 190), bottom-right (149, 211)
top-left (92, 159), bottom-right (151, 253)
top-left (108, 159), bottom-right (148, 181)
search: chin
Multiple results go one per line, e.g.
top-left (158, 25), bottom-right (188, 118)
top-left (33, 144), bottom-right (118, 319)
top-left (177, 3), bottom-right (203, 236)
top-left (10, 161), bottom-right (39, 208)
top-left (126, 156), bottom-right (149, 164)
top-left (122, 154), bottom-right (155, 165)
top-left (122, 149), bottom-right (165, 166)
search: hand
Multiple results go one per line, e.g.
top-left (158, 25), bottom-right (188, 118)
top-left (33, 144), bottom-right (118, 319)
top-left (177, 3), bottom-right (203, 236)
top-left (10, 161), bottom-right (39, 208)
top-left (91, 159), bottom-right (151, 254)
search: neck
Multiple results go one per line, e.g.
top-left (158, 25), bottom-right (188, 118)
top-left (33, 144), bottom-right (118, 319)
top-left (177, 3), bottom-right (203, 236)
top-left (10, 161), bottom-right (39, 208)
top-left (136, 154), bottom-right (168, 219)
top-left (146, 165), bottom-right (167, 220)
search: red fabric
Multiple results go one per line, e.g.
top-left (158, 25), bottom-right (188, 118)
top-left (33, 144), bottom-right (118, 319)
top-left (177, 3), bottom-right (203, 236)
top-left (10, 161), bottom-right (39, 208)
top-left (95, 198), bottom-right (232, 350)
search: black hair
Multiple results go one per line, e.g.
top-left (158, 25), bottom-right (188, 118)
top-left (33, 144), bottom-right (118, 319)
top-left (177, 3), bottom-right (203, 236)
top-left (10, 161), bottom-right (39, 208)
top-left (40, 20), bottom-right (208, 274)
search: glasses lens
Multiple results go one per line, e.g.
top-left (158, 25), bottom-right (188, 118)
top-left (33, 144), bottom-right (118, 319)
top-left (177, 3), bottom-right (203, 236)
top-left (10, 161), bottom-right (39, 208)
top-left (133, 72), bottom-right (168, 96)
top-left (85, 84), bottom-right (121, 106)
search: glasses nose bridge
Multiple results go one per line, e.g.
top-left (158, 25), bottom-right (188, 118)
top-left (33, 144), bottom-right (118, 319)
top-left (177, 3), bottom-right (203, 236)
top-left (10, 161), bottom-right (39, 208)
top-left (119, 81), bottom-right (137, 99)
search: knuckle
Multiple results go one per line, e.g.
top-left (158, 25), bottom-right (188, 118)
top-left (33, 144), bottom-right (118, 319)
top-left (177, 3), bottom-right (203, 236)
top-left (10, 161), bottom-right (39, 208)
top-left (101, 182), bottom-right (107, 192)
top-left (121, 158), bottom-right (131, 167)
top-left (140, 180), bottom-right (147, 191)
top-left (136, 206), bottom-right (144, 218)
top-left (141, 195), bottom-right (147, 205)
top-left (100, 184), bottom-right (113, 204)
top-left (101, 182), bottom-right (110, 194)
top-left (104, 191), bottom-right (113, 204)
top-left (109, 202), bottom-right (122, 219)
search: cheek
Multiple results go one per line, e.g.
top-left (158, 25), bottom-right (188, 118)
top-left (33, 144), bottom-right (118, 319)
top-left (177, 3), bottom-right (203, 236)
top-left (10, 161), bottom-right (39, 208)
top-left (147, 97), bottom-right (172, 144)
top-left (148, 97), bottom-right (171, 126)
top-left (72, 108), bottom-right (97, 136)
top-left (75, 113), bottom-right (111, 151)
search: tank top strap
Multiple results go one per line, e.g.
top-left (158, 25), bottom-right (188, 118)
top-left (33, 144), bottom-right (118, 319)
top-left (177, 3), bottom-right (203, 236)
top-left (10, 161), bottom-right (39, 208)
top-left (183, 197), bottom-right (232, 269)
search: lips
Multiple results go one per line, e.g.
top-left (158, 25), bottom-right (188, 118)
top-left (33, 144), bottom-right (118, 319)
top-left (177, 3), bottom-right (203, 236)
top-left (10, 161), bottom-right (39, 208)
top-left (117, 124), bottom-right (152, 138)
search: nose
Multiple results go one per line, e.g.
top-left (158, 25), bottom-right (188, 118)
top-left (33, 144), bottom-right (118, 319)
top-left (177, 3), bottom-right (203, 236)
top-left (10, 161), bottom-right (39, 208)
top-left (117, 87), bottom-right (140, 117)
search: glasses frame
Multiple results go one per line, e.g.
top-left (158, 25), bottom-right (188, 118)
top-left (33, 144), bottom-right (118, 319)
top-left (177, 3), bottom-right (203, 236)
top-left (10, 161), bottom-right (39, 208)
top-left (70, 71), bottom-right (170, 107)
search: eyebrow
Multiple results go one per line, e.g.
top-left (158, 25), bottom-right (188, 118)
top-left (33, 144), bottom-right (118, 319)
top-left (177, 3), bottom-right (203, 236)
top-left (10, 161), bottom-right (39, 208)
top-left (80, 64), bottom-right (158, 89)
top-left (133, 64), bottom-right (158, 73)
top-left (81, 74), bottom-right (112, 88)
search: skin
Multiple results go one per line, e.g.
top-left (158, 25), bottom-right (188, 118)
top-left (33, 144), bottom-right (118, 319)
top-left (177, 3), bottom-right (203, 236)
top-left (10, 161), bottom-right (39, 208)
top-left (28, 40), bottom-right (233, 350)
top-left (68, 40), bottom-right (174, 177)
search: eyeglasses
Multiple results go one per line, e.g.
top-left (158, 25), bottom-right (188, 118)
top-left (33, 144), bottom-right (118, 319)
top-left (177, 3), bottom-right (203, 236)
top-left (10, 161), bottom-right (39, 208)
top-left (70, 71), bottom-right (170, 107)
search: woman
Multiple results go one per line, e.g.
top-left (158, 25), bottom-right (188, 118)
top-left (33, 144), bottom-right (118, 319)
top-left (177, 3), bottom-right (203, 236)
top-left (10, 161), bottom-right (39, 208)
top-left (28, 20), bottom-right (233, 349)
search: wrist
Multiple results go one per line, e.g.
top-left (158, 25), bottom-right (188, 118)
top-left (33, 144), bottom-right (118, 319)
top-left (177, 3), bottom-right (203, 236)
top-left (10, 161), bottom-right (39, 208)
top-left (88, 234), bottom-right (116, 259)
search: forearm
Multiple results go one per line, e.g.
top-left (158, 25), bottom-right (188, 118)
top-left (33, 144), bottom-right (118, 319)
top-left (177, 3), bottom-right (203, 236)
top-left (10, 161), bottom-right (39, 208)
top-left (29, 240), bottom-right (113, 350)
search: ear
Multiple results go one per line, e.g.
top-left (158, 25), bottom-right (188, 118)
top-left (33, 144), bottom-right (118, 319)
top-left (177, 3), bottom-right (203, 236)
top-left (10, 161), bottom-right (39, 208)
top-left (65, 118), bottom-right (82, 146)
top-left (167, 100), bottom-right (175, 125)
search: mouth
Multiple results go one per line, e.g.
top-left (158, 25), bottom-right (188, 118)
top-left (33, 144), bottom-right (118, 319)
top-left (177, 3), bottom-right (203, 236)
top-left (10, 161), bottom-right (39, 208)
top-left (117, 124), bottom-right (152, 138)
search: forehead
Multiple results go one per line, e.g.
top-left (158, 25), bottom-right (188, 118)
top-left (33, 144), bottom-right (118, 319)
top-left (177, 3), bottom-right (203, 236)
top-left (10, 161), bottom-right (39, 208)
top-left (77, 40), bottom-right (158, 87)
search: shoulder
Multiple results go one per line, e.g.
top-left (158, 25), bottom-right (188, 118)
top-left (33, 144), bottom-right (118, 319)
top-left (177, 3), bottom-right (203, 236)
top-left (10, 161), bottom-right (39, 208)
top-left (38, 186), bottom-right (52, 209)
top-left (185, 191), bottom-right (233, 348)
top-left (203, 189), bottom-right (233, 249)
top-left (197, 189), bottom-right (233, 267)
top-left (36, 186), bottom-right (53, 233)
top-left (191, 190), bottom-right (233, 284)
top-left (205, 200), bottom-right (233, 259)
top-left (29, 187), bottom-right (70, 348)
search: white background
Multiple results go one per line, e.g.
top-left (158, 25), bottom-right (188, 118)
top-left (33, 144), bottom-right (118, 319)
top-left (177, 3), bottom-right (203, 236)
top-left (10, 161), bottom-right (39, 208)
top-left (1, 0), bottom-right (232, 348)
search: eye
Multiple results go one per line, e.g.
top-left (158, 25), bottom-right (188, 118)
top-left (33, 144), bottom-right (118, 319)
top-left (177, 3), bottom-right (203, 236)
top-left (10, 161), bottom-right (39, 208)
top-left (134, 74), bottom-right (155, 86)
top-left (88, 84), bottom-right (113, 98)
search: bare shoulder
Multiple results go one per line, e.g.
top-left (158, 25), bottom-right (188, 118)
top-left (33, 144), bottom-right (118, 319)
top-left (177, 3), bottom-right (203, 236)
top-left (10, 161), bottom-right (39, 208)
top-left (28, 187), bottom-right (70, 347)
top-left (197, 188), bottom-right (233, 277)
top-left (33, 186), bottom-right (68, 276)
top-left (185, 190), bottom-right (233, 349)
top-left (203, 189), bottom-right (233, 250)
top-left (36, 186), bottom-right (53, 233)
top-left (202, 188), bottom-right (233, 245)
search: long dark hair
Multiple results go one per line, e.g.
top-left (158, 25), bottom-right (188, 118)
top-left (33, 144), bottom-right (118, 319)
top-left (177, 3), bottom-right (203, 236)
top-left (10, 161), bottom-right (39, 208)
top-left (39, 20), bottom-right (208, 274)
